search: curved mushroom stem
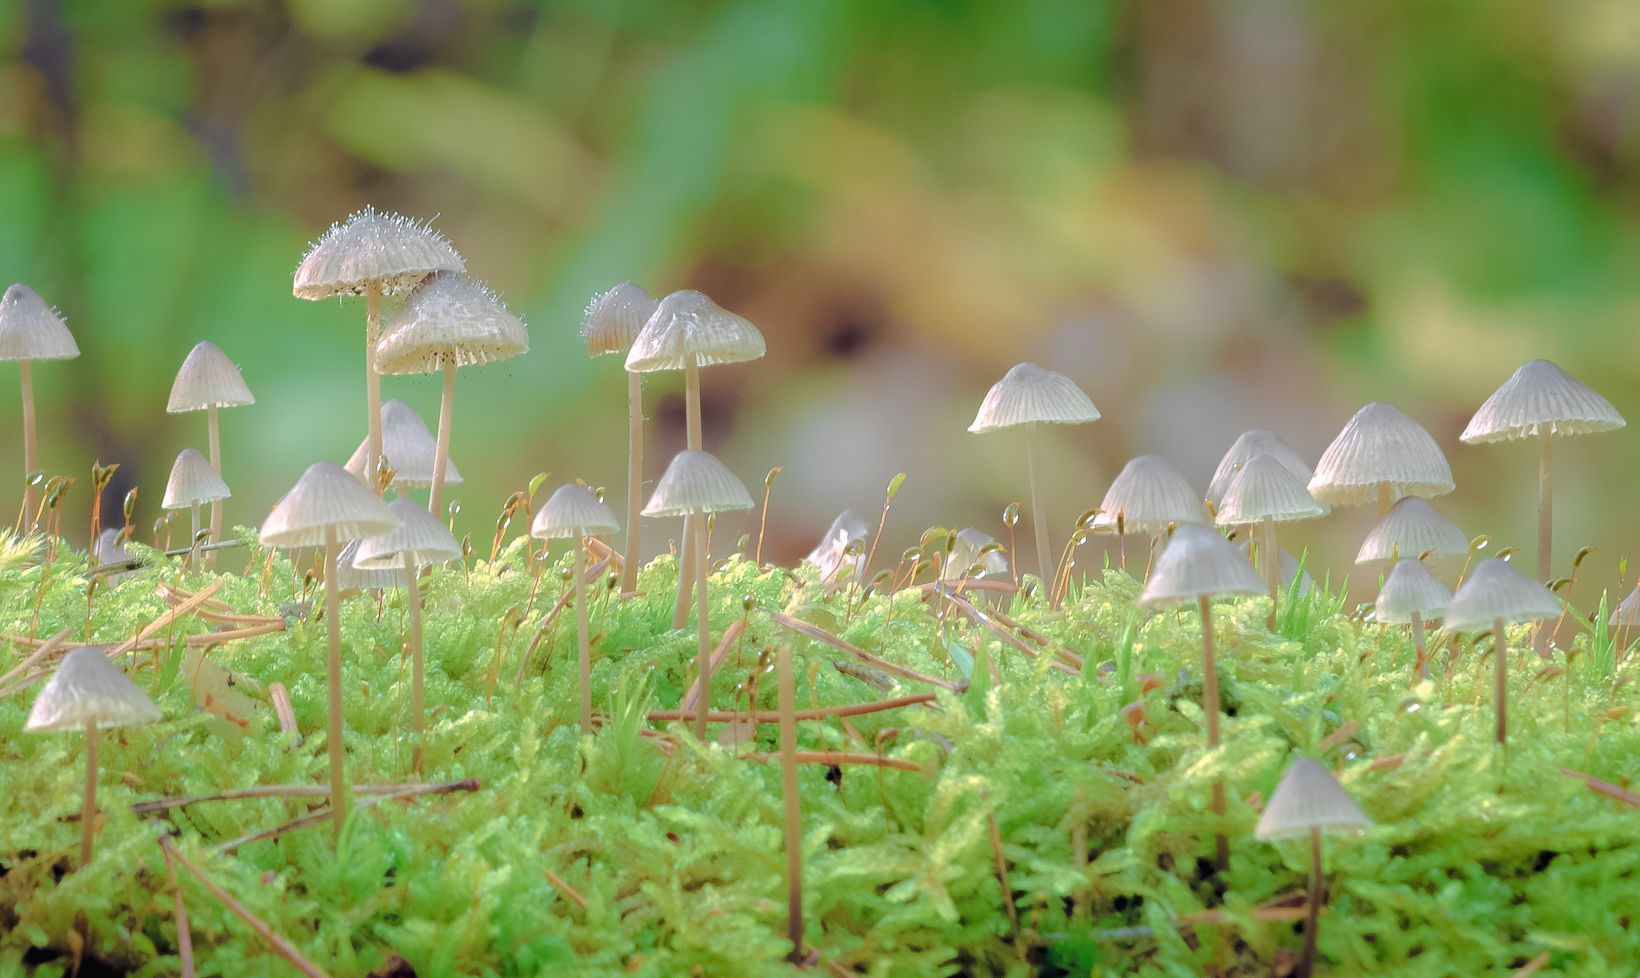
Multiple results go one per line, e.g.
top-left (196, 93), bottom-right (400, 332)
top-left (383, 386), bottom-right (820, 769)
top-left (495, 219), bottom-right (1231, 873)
top-left (575, 536), bottom-right (593, 733)
top-left (1411, 611), bottom-right (1428, 680)
top-left (430, 360), bottom-right (456, 517)
top-left (674, 355), bottom-right (703, 629)
top-left (1024, 423), bottom-right (1054, 604)
top-left (323, 527), bottom-right (349, 841)
top-left (1535, 426), bottom-right (1554, 656)
top-left (1299, 825), bottom-right (1322, 978)
top-left (1262, 516), bottom-right (1279, 630)
top-left (80, 718), bottom-right (98, 866)
top-left (365, 282), bottom-right (384, 495)
top-left (207, 405), bottom-right (222, 570)
top-left (621, 371), bottom-right (643, 595)
top-left (408, 562), bottom-right (425, 774)
top-left (1375, 482), bottom-right (1393, 519)
top-left (1494, 617), bottom-right (1508, 747)
top-left (1198, 593), bottom-right (1229, 869)
top-left (778, 642), bottom-right (804, 963)
top-left (19, 359), bottom-right (36, 530)
top-left (693, 512), bottom-right (710, 741)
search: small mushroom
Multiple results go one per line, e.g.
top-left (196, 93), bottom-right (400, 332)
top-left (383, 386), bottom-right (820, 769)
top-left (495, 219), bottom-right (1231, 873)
top-left (166, 341), bottom-right (253, 567)
top-left (1610, 584), bottom-right (1640, 656)
top-left (939, 528), bottom-right (1009, 582)
top-left (583, 283), bottom-right (660, 594)
top-left (344, 399), bottom-right (463, 495)
top-left (531, 484), bottom-right (621, 733)
top-left (1206, 429), bottom-right (1314, 509)
top-left (162, 448), bottom-right (230, 569)
top-left (1309, 402), bottom-right (1454, 517)
top-left (335, 538), bottom-right (408, 590)
top-left (1443, 557), bottom-right (1561, 745)
top-left (804, 509), bottom-right (870, 583)
top-left (1215, 454), bottom-right (1325, 628)
top-left (0, 284), bottom-right (78, 527)
top-left (1091, 455), bottom-right (1202, 574)
top-left (1236, 540), bottom-right (1314, 598)
top-left (1354, 497), bottom-right (1468, 566)
top-left (1374, 559), bottom-right (1451, 679)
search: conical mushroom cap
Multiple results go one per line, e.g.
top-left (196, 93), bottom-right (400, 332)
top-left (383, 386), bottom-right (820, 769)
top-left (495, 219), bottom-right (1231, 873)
top-left (354, 498), bottom-right (462, 569)
top-left (163, 448), bottom-right (230, 510)
top-left (375, 272), bottom-right (528, 375)
top-left (345, 400), bottom-right (463, 490)
top-left (940, 528), bottom-right (1009, 580)
top-left (532, 484), bottom-right (620, 539)
top-left (335, 539), bottom-right (407, 589)
top-left (1443, 557), bottom-right (1561, 631)
top-left (1374, 559), bottom-right (1451, 624)
top-left (1138, 524), bottom-right (1265, 607)
top-left (1461, 359), bottom-right (1625, 443)
top-left (1355, 497), bottom-right (1468, 565)
top-left (624, 290), bottom-right (766, 372)
top-left (1239, 540), bottom-right (1314, 597)
top-left (0, 284), bottom-right (78, 362)
top-left (26, 646), bottom-right (161, 732)
top-left (1254, 758), bottom-right (1372, 840)
top-left (967, 362), bottom-right (1100, 432)
top-left (1092, 456), bottom-right (1204, 534)
top-left (1207, 430), bottom-right (1313, 507)
top-left (292, 207), bottom-right (466, 299)
top-left (805, 509), bottom-right (870, 580)
top-left (166, 341), bottom-right (254, 412)
top-left (1215, 455), bottom-right (1325, 525)
top-left (583, 282), bottom-right (659, 358)
top-left (641, 450), bottom-right (754, 517)
top-left (260, 461), bottom-right (401, 548)
top-left (1610, 585), bottom-right (1640, 629)
top-left (1308, 403), bottom-right (1454, 507)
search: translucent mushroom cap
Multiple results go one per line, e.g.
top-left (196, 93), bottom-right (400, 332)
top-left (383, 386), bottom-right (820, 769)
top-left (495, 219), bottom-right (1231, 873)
top-left (1215, 454), bottom-right (1325, 525)
top-left (1254, 758), bottom-right (1372, 840)
top-left (1610, 585), bottom-right (1640, 630)
top-left (375, 272), bottom-right (528, 375)
top-left (335, 539), bottom-right (408, 589)
top-left (1308, 402), bottom-right (1454, 508)
top-left (805, 509), bottom-right (871, 580)
top-left (531, 484), bottom-right (620, 540)
top-left (354, 498), bottom-right (462, 570)
top-left (162, 448), bottom-right (230, 510)
top-left (583, 282), bottom-right (659, 358)
top-left (345, 400), bottom-right (463, 490)
top-left (624, 290), bottom-right (766, 372)
top-left (260, 461), bottom-right (401, 548)
top-left (967, 362), bottom-right (1100, 432)
top-left (641, 450), bottom-right (755, 517)
top-left (941, 528), bottom-right (1010, 581)
top-left (1091, 456), bottom-right (1204, 534)
top-left (1138, 524), bottom-right (1265, 608)
top-left (1461, 359), bottom-right (1625, 443)
top-left (166, 341), bottom-right (254, 413)
top-left (26, 646), bottom-right (161, 732)
top-left (1374, 559), bottom-right (1451, 624)
top-left (1207, 430), bottom-right (1313, 507)
top-left (1354, 497), bottom-right (1468, 565)
top-left (292, 207), bottom-right (466, 299)
top-left (1443, 557), bottom-right (1561, 631)
top-left (0, 283), bottom-right (78, 362)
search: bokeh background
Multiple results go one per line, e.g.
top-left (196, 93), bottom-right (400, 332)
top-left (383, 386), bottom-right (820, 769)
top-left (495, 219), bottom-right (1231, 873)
top-left (4, 0), bottom-right (1640, 597)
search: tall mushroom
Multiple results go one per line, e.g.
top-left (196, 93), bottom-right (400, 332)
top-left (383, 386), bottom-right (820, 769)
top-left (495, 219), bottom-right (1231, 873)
top-left (345, 399), bottom-right (463, 497)
top-left (1374, 559), bottom-right (1451, 680)
top-left (162, 448), bottom-right (230, 569)
top-left (0, 284), bottom-right (78, 527)
top-left (1206, 429), bottom-right (1313, 511)
top-left (166, 341), bottom-right (253, 567)
top-left (1309, 403), bottom-right (1454, 518)
top-left (531, 484), bottom-right (620, 733)
top-left (582, 283), bottom-right (659, 594)
top-left (1215, 454), bottom-right (1325, 628)
top-left (1091, 455), bottom-right (1202, 575)
top-left (1354, 497), bottom-right (1468, 566)
top-left (1443, 557), bottom-right (1561, 745)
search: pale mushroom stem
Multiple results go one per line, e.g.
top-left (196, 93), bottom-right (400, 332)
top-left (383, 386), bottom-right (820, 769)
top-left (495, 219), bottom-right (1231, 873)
top-left (207, 404), bottom-right (222, 570)
top-left (19, 359), bottom-right (36, 530)
top-left (1024, 423), bottom-right (1054, 603)
top-left (778, 642), bottom-right (804, 963)
top-left (621, 371), bottom-right (644, 595)
top-left (1299, 825), bottom-right (1322, 978)
top-left (1411, 611), bottom-right (1428, 680)
top-left (574, 536), bottom-right (593, 733)
top-left (1198, 593), bottom-right (1229, 868)
top-left (189, 503), bottom-right (201, 570)
top-left (365, 283), bottom-right (385, 495)
top-left (80, 718), bottom-right (98, 866)
top-left (1534, 426), bottom-right (1553, 656)
top-left (1493, 617), bottom-right (1508, 746)
top-left (429, 360), bottom-right (456, 517)
top-left (408, 563), bottom-right (425, 774)
top-left (1262, 516), bottom-right (1279, 630)
top-left (693, 513), bottom-right (710, 741)
top-left (323, 527), bottom-right (349, 840)
top-left (674, 355), bottom-right (704, 629)
top-left (1375, 482), bottom-right (1393, 519)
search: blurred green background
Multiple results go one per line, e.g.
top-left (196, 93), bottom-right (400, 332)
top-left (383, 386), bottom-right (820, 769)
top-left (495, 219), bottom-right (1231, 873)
top-left (4, 0), bottom-right (1640, 592)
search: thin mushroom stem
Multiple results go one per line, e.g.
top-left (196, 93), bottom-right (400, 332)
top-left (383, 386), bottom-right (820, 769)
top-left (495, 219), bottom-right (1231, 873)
top-left (19, 359), bottom-right (35, 530)
top-left (1299, 825), bottom-right (1322, 978)
top-left (1262, 516), bottom-right (1279, 630)
top-left (189, 503), bottom-right (201, 571)
top-left (1376, 482), bottom-right (1393, 519)
top-left (80, 718), bottom-right (98, 866)
top-left (407, 562), bottom-right (425, 774)
top-left (622, 371), bottom-right (643, 594)
top-left (161, 843), bottom-right (195, 978)
top-left (674, 355), bottom-right (703, 629)
top-left (430, 360), bottom-right (456, 517)
top-left (778, 642), bottom-right (803, 964)
top-left (575, 536), bottom-right (593, 733)
top-left (1411, 611), bottom-right (1428, 680)
top-left (365, 282), bottom-right (384, 494)
top-left (1025, 423), bottom-right (1054, 603)
top-left (1494, 617), bottom-right (1508, 747)
top-left (207, 404), bottom-right (222, 570)
top-left (323, 527), bottom-right (348, 841)
top-left (1535, 425), bottom-right (1553, 656)
top-left (1198, 593), bottom-right (1229, 869)
top-left (693, 511), bottom-right (710, 741)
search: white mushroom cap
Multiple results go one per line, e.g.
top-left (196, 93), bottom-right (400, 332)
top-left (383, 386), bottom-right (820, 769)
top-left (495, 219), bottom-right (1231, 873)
top-left (1254, 757), bottom-right (1372, 840)
top-left (1610, 585), bottom-right (1640, 630)
top-left (335, 539), bottom-right (408, 589)
top-left (1354, 497), bottom-right (1468, 565)
top-left (162, 448), bottom-right (230, 510)
top-left (1138, 524), bottom-right (1264, 608)
top-left (292, 207), bottom-right (466, 299)
top-left (166, 341), bottom-right (254, 413)
top-left (25, 646), bottom-right (161, 732)
top-left (1206, 430), bottom-right (1314, 507)
top-left (641, 450), bottom-right (755, 517)
top-left (260, 461), bottom-right (401, 548)
top-left (1238, 539), bottom-right (1314, 597)
top-left (375, 272), bottom-right (528, 375)
top-left (967, 362), bottom-right (1100, 432)
top-left (1461, 359), bottom-right (1625, 443)
top-left (624, 290), bottom-right (766, 373)
top-left (531, 484), bottom-right (620, 540)
top-left (1308, 403), bottom-right (1454, 508)
top-left (1215, 455), bottom-right (1325, 525)
top-left (354, 498), bottom-right (462, 569)
top-left (583, 282), bottom-right (659, 358)
top-left (1091, 456), bottom-right (1204, 534)
top-left (940, 528), bottom-right (1010, 581)
top-left (0, 284), bottom-right (78, 362)
top-left (805, 510), bottom-right (870, 580)
top-left (345, 400), bottom-right (463, 490)
top-left (1374, 559), bottom-right (1451, 624)
top-left (1443, 557), bottom-right (1561, 631)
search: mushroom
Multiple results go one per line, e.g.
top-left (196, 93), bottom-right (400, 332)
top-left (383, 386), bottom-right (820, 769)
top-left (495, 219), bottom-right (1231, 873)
top-left (1610, 584), bottom-right (1640, 657)
top-left (344, 399), bottom-right (464, 496)
top-left (162, 448), bottom-right (230, 569)
top-left (26, 646), bottom-right (161, 865)
top-left (642, 449), bottom-right (754, 740)
top-left (1443, 557), bottom-right (1561, 745)
top-left (1206, 429), bottom-right (1314, 510)
top-left (1215, 454), bottom-right (1325, 628)
top-left (1308, 402), bottom-right (1454, 518)
top-left (582, 283), bottom-right (660, 594)
top-left (940, 527), bottom-right (1010, 582)
top-left (0, 284), bottom-right (78, 527)
top-left (1254, 757), bottom-right (1372, 978)
top-left (166, 341), bottom-right (253, 568)
top-left (967, 362), bottom-right (1100, 588)
top-left (260, 461), bottom-right (400, 838)
top-left (1236, 540), bottom-right (1314, 598)
top-left (354, 498), bottom-right (461, 772)
top-left (1354, 497), bottom-right (1468, 566)
top-left (804, 509), bottom-right (870, 583)
top-left (530, 484), bottom-right (620, 733)
top-left (1374, 559), bottom-right (1451, 679)
top-left (293, 208), bottom-right (466, 489)
top-left (335, 539), bottom-right (408, 591)
top-left (1091, 455), bottom-right (1202, 574)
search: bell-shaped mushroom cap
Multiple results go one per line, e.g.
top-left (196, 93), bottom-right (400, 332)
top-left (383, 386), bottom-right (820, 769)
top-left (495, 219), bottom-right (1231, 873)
top-left (967, 362), bottom-right (1100, 433)
top-left (1138, 524), bottom-right (1265, 608)
top-left (805, 509), bottom-right (870, 580)
top-left (1092, 456), bottom-right (1204, 534)
top-left (292, 207), bottom-right (466, 299)
top-left (624, 290), bottom-right (766, 372)
top-left (1308, 403), bottom-right (1454, 508)
top-left (260, 461), bottom-right (401, 548)
top-left (335, 539), bottom-right (408, 589)
top-left (354, 498), bottom-right (462, 569)
top-left (1215, 455), bottom-right (1325, 525)
top-left (1207, 430), bottom-right (1313, 507)
top-left (1374, 559), bottom-right (1451, 624)
top-left (1443, 557), bottom-right (1561, 631)
top-left (1610, 585), bottom-right (1640, 630)
top-left (940, 528), bottom-right (1010, 581)
top-left (531, 484), bottom-right (620, 540)
top-left (375, 272), bottom-right (528, 375)
top-left (583, 282), bottom-right (659, 358)
top-left (1461, 359), bottom-right (1625, 444)
top-left (345, 400), bottom-right (463, 490)
top-left (25, 646), bottom-right (161, 732)
top-left (1238, 539), bottom-right (1314, 597)
top-left (1355, 497), bottom-right (1468, 565)
top-left (1254, 758), bottom-right (1372, 840)
top-left (166, 341), bottom-right (254, 413)
top-left (0, 284), bottom-right (78, 362)
top-left (162, 448), bottom-right (231, 510)
top-left (641, 450), bottom-right (755, 517)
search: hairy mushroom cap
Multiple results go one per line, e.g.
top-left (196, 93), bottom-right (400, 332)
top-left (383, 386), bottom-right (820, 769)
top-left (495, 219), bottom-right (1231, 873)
top-left (335, 539), bottom-right (407, 589)
top-left (1092, 456), bottom-right (1204, 534)
top-left (1374, 559), bottom-right (1451, 624)
top-left (1461, 359), bottom-right (1625, 443)
top-left (940, 528), bottom-right (1010, 581)
top-left (260, 461), bottom-right (401, 548)
top-left (1215, 454), bottom-right (1325, 525)
top-left (354, 498), bottom-right (462, 570)
top-left (0, 284), bottom-right (78, 362)
top-left (583, 282), bottom-right (659, 358)
top-left (375, 272), bottom-right (528, 375)
top-left (1254, 758), bottom-right (1372, 840)
top-left (1443, 557), bottom-right (1561, 631)
top-left (1355, 497), bottom-right (1468, 565)
top-left (641, 450), bottom-right (755, 517)
top-left (1138, 524), bottom-right (1265, 608)
top-left (624, 290), bottom-right (766, 372)
top-left (345, 400), bottom-right (463, 489)
top-left (1207, 430), bottom-right (1313, 507)
top-left (967, 362), bottom-right (1100, 432)
top-left (1308, 403), bottom-right (1454, 508)
top-left (531, 484), bottom-right (620, 540)
top-left (26, 646), bottom-right (161, 732)
top-left (805, 510), bottom-right (871, 580)
top-left (166, 341), bottom-right (254, 413)
top-left (292, 208), bottom-right (466, 299)
top-left (162, 448), bottom-right (230, 510)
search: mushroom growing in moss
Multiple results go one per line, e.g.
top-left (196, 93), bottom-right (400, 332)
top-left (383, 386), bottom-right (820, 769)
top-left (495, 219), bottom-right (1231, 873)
top-left (1309, 402), bottom-right (1454, 518)
top-left (582, 283), bottom-right (659, 594)
top-left (531, 484), bottom-right (620, 733)
top-left (1206, 429), bottom-right (1314, 511)
top-left (1091, 455), bottom-right (1202, 575)
top-left (1443, 557), bottom-right (1561, 745)
top-left (1215, 454), bottom-right (1324, 628)
top-left (1374, 558), bottom-right (1451, 680)
top-left (0, 284), bottom-right (78, 527)
top-left (167, 341), bottom-right (253, 567)
top-left (162, 448), bottom-right (230, 569)
top-left (345, 399), bottom-right (463, 497)
top-left (1354, 497), bottom-right (1468, 567)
